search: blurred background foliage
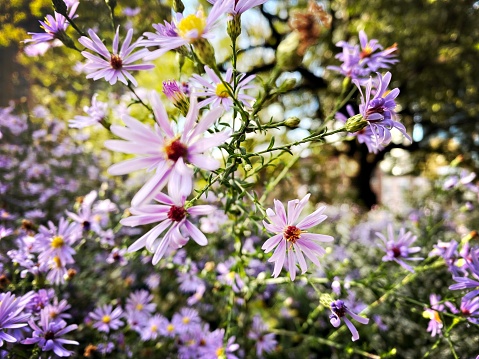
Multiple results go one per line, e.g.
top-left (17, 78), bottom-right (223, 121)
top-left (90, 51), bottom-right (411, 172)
top-left (1, 0), bottom-right (479, 209)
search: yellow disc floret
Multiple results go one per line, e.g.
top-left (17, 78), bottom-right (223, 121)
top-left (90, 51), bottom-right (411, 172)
top-left (102, 315), bottom-right (111, 324)
top-left (215, 83), bottom-right (230, 98)
top-left (51, 235), bottom-right (65, 248)
top-left (177, 10), bottom-right (206, 40)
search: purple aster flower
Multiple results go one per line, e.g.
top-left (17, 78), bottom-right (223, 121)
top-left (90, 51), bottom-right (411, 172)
top-left (336, 104), bottom-right (386, 154)
top-left (449, 249), bottom-right (479, 302)
top-left (35, 217), bottom-right (80, 266)
top-left (123, 7), bottom-right (141, 17)
top-left (0, 226), bottom-right (13, 239)
top-left (140, 314), bottom-right (167, 341)
top-left (423, 294), bottom-right (444, 337)
top-left (376, 224), bottom-right (423, 272)
top-left (354, 72), bottom-right (411, 150)
top-left (329, 299), bottom-right (369, 342)
top-left (247, 316), bottom-right (277, 357)
top-left (142, 1), bottom-right (231, 60)
top-left (66, 190), bottom-right (115, 233)
top-left (24, 1), bottom-right (79, 46)
top-left (106, 247), bottom-right (128, 266)
top-left (459, 297), bottom-right (479, 324)
top-left (163, 80), bottom-right (190, 115)
top-left (105, 92), bottom-right (229, 206)
top-left (122, 180), bottom-right (216, 265)
top-left (328, 30), bottom-right (397, 79)
top-left (191, 66), bottom-right (255, 110)
top-left (171, 307), bottom-right (202, 335)
top-left (261, 193), bottom-right (334, 281)
top-left (78, 27), bottom-right (154, 87)
top-left (125, 290), bottom-right (156, 318)
top-left (199, 328), bottom-right (239, 359)
top-left (22, 311), bottom-right (78, 357)
top-left (69, 94), bottom-right (108, 129)
top-left (89, 304), bottom-right (124, 333)
top-left (0, 292), bottom-right (31, 346)
top-left (217, 258), bottom-right (245, 293)
top-left (44, 298), bottom-right (72, 322)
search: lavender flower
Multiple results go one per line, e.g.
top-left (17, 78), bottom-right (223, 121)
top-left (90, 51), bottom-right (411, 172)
top-left (24, 2), bottom-right (79, 46)
top-left (449, 249), bottom-right (479, 301)
top-left (121, 181), bottom-right (216, 265)
top-left (22, 311), bottom-right (78, 357)
top-left (191, 66), bottom-right (255, 110)
top-left (459, 297), bottom-right (479, 324)
top-left (171, 307), bottom-right (201, 334)
top-left (262, 193), bottom-right (334, 281)
top-left (207, 0), bottom-right (268, 15)
top-left (69, 94), bottom-right (108, 129)
top-left (329, 299), bottom-right (369, 342)
top-left (142, 1), bottom-right (231, 60)
top-left (89, 305), bottom-right (124, 333)
top-left (0, 292), bottom-right (31, 346)
top-left (125, 290), bottom-right (156, 319)
top-left (376, 224), bottom-right (423, 272)
top-left (198, 328), bottom-right (240, 359)
top-left (247, 316), bottom-right (277, 357)
top-left (140, 314), bottom-right (167, 341)
top-left (78, 27), bottom-right (154, 87)
top-left (354, 72), bottom-right (411, 150)
top-left (163, 80), bottom-right (190, 115)
top-left (105, 92), bottom-right (229, 206)
top-left (423, 294), bottom-right (444, 337)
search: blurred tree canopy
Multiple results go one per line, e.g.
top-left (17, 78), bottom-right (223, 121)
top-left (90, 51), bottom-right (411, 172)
top-left (1, 0), bottom-right (478, 207)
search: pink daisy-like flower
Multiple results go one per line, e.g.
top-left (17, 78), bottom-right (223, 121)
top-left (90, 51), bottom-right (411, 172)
top-left (89, 305), bottom-right (123, 333)
top-left (191, 66), bottom-right (256, 110)
top-left (78, 27), bottom-right (154, 87)
top-left (142, 0), bottom-right (231, 60)
top-left (261, 193), bottom-right (334, 281)
top-left (105, 92), bottom-right (229, 206)
top-left (121, 179), bottom-right (216, 265)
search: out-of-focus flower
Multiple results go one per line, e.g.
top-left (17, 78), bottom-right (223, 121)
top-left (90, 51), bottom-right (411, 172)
top-left (142, 1), bottom-right (231, 60)
top-left (198, 328), bottom-right (239, 359)
top-left (125, 290), bottom-right (156, 319)
top-left (105, 93), bottom-right (228, 206)
top-left (423, 294), bottom-right (444, 337)
top-left (106, 247), bottom-right (128, 266)
top-left (449, 249), bottom-right (479, 302)
top-left (354, 72), bottom-right (411, 151)
top-left (122, 180), bottom-right (215, 265)
top-left (89, 305), bottom-right (124, 333)
top-left (171, 307), bottom-right (201, 334)
top-left (207, 0), bottom-right (267, 15)
top-left (22, 311), bottom-right (78, 357)
top-left (329, 299), bottom-right (369, 342)
top-left (377, 224), bottom-right (423, 272)
top-left (79, 27), bottom-right (154, 87)
top-left (248, 316), bottom-right (277, 357)
top-left (140, 314), bottom-right (167, 341)
top-left (262, 193), bottom-right (334, 281)
top-left (0, 292), bottom-right (31, 346)
top-left (69, 94), bottom-right (108, 129)
top-left (191, 66), bottom-right (255, 111)
top-left (288, 1), bottom-right (331, 56)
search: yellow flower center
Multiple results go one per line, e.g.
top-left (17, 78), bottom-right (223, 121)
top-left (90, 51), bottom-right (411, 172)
top-left (182, 317), bottom-right (190, 324)
top-left (151, 324), bottom-right (158, 332)
top-left (51, 236), bottom-right (64, 248)
top-left (216, 347), bottom-right (225, 357)
top-left (215, 83), bottom-right (230, 98)
top-left (360, 45), bottom-right (373, 59)
top-left (102, 315), bottom-right (111, 324)
top-left (136, 303), bottom-right (144, 311)
top-left (226, 271), bottom-right (236, 281)
top-left (177, 12), bottom-right (206, 39)
top-left (167, 324), bottom-right (175, 332)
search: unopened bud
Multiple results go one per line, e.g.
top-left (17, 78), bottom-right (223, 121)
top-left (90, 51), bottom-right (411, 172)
top-left (52, 0), bottom-right (67, 15)
top-left (285, 117), bottom-right (301, 128)
top-left (276, 32), bottom-right (303, 71)
top-left (243, 164), bottom-right (252, 172)
top-left (344, 114), bottom-right (368, 133)
top-left (173, 0), bottom-right (185, 12)
top-left (227, 15), bottom-right (242, 41)
top-left (278, 78), bottom-right (296, 93)
top-left (193, 38), bottom-right (216, 68)
top-left (163, 80), bottom-right (190, 116)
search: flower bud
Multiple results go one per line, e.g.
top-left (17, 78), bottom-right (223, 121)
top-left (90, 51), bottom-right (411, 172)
top-left (163, 80), bottom-right (190, 116)
top-left (173, 0), bottom-right (185, 13)
top-left (276, 32), bottom-right (303, 71)
top-left (193, 38), bottom-right (216, 68)
top-left (285, 117), bottom-right (301, 128)
top-left (52, 0), bottom-right (68, 16)
top-left (344, 114), bottom-right (368, 133)
top-left (227, 14), bottom-right (242, 41)
top-left (277, 78), bottom-right (296, 93)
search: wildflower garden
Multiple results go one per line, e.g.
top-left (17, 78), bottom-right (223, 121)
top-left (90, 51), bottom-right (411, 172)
top-left (1, 0), bottom-right (479, 357)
